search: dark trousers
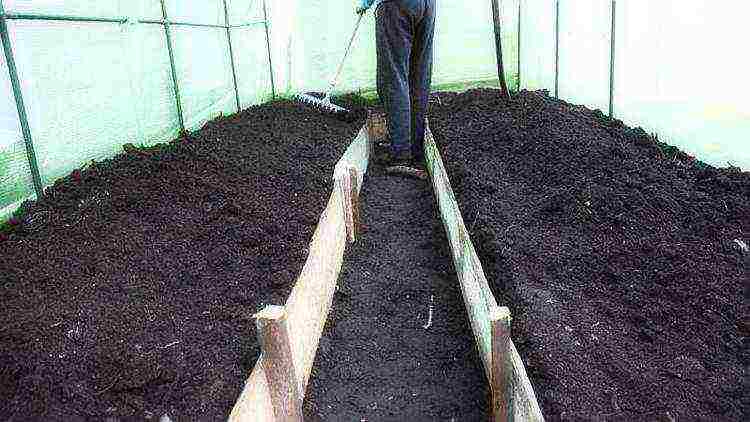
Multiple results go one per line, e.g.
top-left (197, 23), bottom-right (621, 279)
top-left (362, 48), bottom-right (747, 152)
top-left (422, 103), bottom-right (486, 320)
top-left (375, 0), bottom-right (436, 160)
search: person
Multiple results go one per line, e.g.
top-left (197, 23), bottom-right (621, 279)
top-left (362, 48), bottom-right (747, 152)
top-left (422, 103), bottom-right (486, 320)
top-left (357, 0), bottom-right (436, 173)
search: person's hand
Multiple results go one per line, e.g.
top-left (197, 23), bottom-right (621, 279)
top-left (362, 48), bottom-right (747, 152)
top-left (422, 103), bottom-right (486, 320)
top-left (356, 0), bottom-right (372, 15)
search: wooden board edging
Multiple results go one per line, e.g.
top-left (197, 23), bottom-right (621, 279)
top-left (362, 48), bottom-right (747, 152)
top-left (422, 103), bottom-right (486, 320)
top-left (228, 126), bottom-right (371, 421)
top-left (424, 127), bottom-right (544, 422)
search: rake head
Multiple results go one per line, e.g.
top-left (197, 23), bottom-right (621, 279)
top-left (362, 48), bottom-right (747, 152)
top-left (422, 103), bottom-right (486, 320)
top-left (385, 165), bottom-right (429, 180)
top-left (294, 93), bottom-right (367, 123)
top-left (295, 93), bottom-right (349, 115)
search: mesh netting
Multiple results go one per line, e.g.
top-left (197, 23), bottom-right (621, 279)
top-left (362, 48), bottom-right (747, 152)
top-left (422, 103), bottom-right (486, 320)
top-left (1, 25), bottom-right (34, 215)
top-left (0, 0), bottom-right (748, 217)
top-left (9, 19), bottom-right (180, 187)
top-left (519, 0), bottom-right (750, 169)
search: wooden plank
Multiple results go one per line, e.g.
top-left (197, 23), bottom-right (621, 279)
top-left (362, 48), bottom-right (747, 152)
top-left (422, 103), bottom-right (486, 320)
top-left (256, 306), bottom-right (303, 421)
top-left (228, 126), bottom-right (371, 421)
top-left (288, 131), bottom-right (370, 392)
top-left (228, 191), bottom-right (342, 422)
top-left (348, 167), bottom-right (362, 239)
top-left (285, 190), bottom-right (347, 393)
top-left (424, 127), bottom-right (544, 422)
top-left (334, 127), bottom-right (370, 192)
top-left (339, 170), bottom-right (355, 243)
top-left (425, 134), bottom-right (495, 374)
top-left (338, 166), bottom-right (362, 243)
top-left (508, 341), bottom-right (545, 422)
top-left (228, 358), bottom-right (274, 421)
top-left (491, 306), bottom-right (512, 422)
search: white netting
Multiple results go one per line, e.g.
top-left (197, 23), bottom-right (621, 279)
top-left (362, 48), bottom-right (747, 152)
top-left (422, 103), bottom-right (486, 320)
top-left (557, 0), bottom-right (612, 112)
top-left (5, 0), bottom-right (161, 20)
top-left (613, 0), bottom-right (750, 168)
top-left (498, 0), bottom-right (520, 90)
top-left (166, 0), bottom-right (224, 26)
top-left (519, 0), bottom-right (750, 169)
top-left (0, 35), bottom-right (20, 150)
top-left (231, 25), bottom-right (273, 108)
top-left (289, 0), bottom-right (376, 95)
top-left (0, 0), bottom-right (748, 214)
top-left (226, 0), bottom-right (263, 26)
top-left (1, 36), bottom-right (34, 216)
top-left (287, 0), bottom-right (519, 94)
top-left (8, 19), bottom-right (180, 187)
top-left (519, 0), bottom-right (555, 93)
top-left (171, 26), bottom-right (236, 131)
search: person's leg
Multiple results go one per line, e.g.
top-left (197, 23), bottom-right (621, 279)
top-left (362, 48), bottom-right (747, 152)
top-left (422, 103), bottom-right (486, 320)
top-left (376, 2), bottom-right (414, 158)
top-left (408, 0), bottom-right (436, 161)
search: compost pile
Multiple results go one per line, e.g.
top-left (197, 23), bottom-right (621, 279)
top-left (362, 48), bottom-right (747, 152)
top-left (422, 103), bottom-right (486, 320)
top-left (430, 89), bottom-right (749, 420)
top-left (303, 168), bottom-right (488, 420)
top-left (0, 100), bottom-right (364, 421)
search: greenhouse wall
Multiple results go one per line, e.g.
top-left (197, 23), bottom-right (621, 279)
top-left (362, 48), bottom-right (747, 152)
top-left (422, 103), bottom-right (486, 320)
top-left (0, 0), bottom-right (519, 217)
top-left (1, 0), bottom-right (747, 218)
top-left (0, 0), bottom-right (275, 216)
top-left (284, 0), bottom-right (519, 95)
top-left (520, 0), bottom-right (750, 170)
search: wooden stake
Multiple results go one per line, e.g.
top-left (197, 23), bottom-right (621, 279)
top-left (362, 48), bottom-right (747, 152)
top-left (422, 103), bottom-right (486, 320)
top-left (339, 166), bottom-right (362, 243)
top-left (339, 170), bottom-right (356, 244)
top-left (256, 305), bottom-right (303, 422)
top-left (348, 167), bottom-right (362, 238)
top-left (490, 0), bottom-right (511, 99)
top-left (491, 306), bottom-right (512, 422)
top-left (366, 113), bottom-right (376, 154)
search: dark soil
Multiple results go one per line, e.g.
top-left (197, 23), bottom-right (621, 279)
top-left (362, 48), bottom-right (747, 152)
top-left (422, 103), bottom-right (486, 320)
top-left (303, 166), bottom-right (489, 421)
top-left (0, 99), bottom-right (366, 421)
top-left (430, 89), bottom-right (749, 421)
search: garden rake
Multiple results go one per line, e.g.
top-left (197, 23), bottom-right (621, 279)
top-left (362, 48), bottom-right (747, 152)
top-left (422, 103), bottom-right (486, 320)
top-left (294, 12), bottom-right (365, 118)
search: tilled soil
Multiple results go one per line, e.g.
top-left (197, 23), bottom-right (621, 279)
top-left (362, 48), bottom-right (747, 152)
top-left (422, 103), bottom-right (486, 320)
top-left (430, 89), bottom-right (749, 421)
top-left (303, 167), bottom-right (489, 421)
top-left (0, 100), bottom-right (364, 421)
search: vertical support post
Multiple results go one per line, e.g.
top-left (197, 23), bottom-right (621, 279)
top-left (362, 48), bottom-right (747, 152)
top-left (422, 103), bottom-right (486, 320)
top-left (338, 167), bottom-right (358, 244)
top-left (516, 0), bottom-right (521, 91)
top-left (256, 305), bottom-right (303, 422)
top-left (348, 166), bottom-right (361, 239)
top-left (223, 0), bottom-right (241, 112)
top-left (491, 306), bottom-right (512, 422)
top-left (554, 0), bottom-right (560, 98)
top-left (366, 116), bottom-right (375, 158)
top-left (160, 0), bottom-right (185, 133)
top-left (608, 0), bottom-right (617, 118)
top-left (0, 0), bottom-right (44, 198)
top-left (262, 0), bottom-right (276, 98)
top-left (490, 0), bottom-right (510, 99)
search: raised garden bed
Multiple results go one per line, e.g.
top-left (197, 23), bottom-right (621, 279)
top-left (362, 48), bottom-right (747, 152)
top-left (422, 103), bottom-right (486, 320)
top-left (0, 99), bottom-right (365, 421)
top-left (430, 89), bottom-right (748, 420)
top-left (229, 123), bottom-right (370, 422)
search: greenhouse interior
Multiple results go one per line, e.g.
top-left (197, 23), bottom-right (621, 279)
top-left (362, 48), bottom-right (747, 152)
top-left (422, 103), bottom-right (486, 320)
top-left (0, 0), bottom-right (747, 421)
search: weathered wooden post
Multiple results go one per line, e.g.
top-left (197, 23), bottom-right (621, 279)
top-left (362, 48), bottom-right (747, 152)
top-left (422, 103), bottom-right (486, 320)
top-left (490, 0), bottom-right (511, 99)
top-left (338, 166), bottom-right (361, 244)
top-left (256, 305), bottom-right (303, 422)
top-left (491, 306), bottom-right (512, 422)
top-left (348, 167), bottom-right (361, 239)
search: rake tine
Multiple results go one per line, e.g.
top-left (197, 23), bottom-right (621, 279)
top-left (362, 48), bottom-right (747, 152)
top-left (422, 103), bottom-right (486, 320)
top-left (294, 93), bottom-right (349, 115)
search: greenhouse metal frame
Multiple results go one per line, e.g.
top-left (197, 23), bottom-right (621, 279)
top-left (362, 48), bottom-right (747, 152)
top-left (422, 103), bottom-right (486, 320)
top-left (0, 0), bottom-right (275, 200)
top-left (1, 0), bottom-right (748, 217)
top-left (0, 1), bottom-right (747, 420)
